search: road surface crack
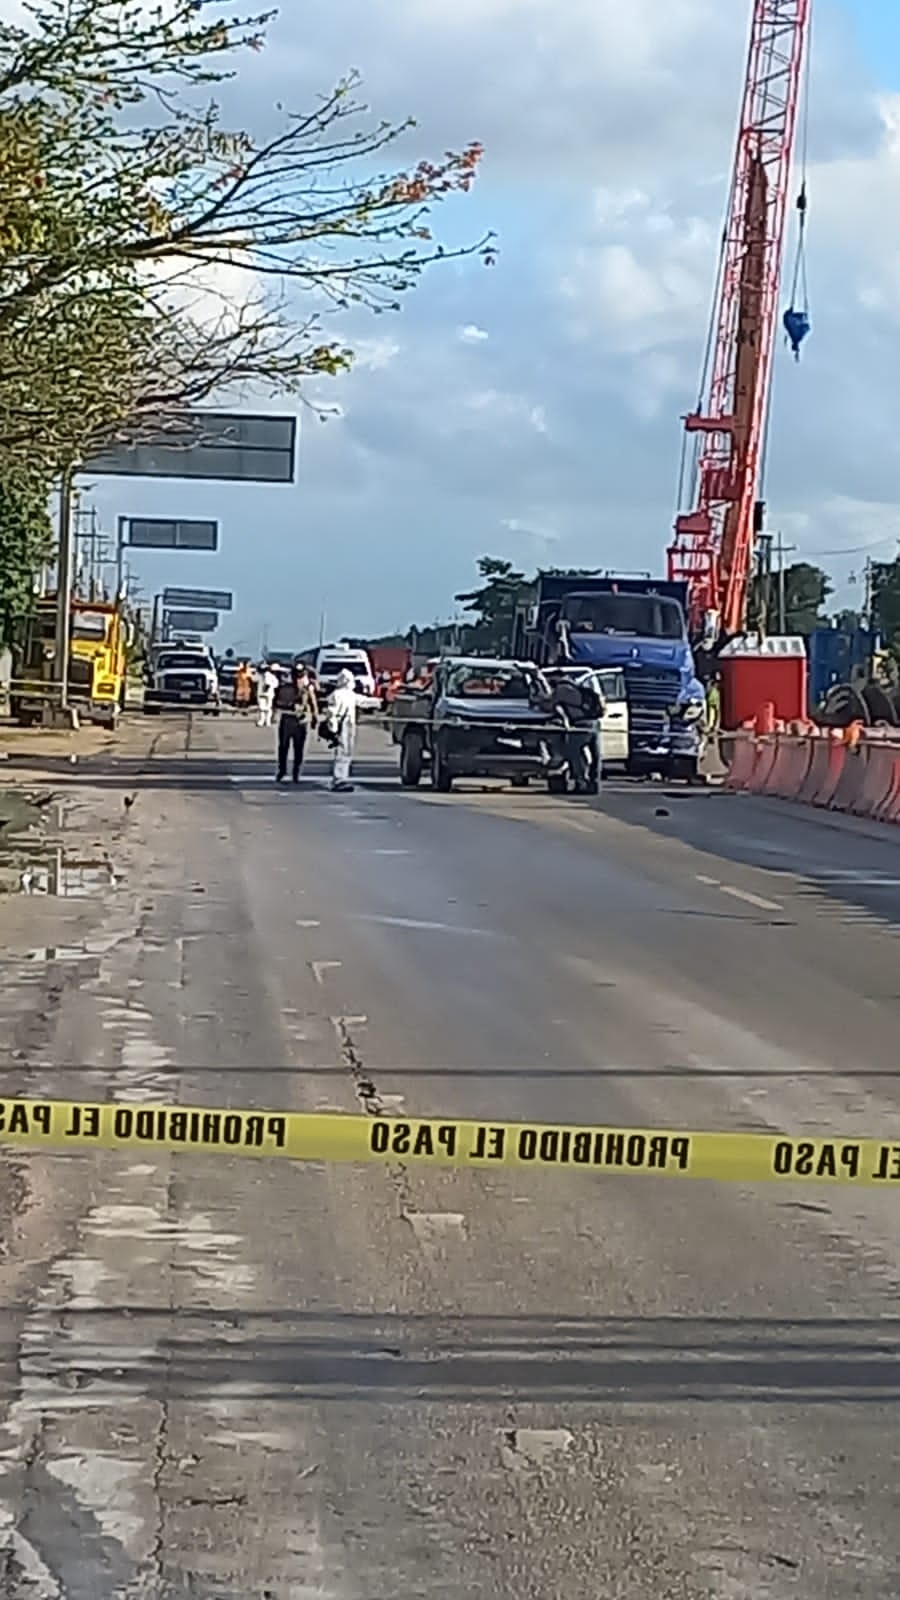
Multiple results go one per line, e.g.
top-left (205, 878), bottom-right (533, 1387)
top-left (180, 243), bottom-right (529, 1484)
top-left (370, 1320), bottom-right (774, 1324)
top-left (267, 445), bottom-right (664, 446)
top-left (333, 1018), bottom-right (415, 1216)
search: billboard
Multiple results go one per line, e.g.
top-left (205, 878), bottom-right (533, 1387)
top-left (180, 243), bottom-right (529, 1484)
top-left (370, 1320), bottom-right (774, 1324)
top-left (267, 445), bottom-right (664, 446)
top-left (126, 517), bottom-right (218, 551)
top-left (84, 412), bottom-right (297, 483)
top-left (163, 587), bottom-right (233, 611)
top-left (163, 608), bottom-right (218, 634)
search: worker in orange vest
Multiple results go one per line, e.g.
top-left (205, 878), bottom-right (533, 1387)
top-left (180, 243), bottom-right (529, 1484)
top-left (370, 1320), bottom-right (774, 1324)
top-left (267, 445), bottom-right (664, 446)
top-left (235, 661), bottom-right (253, 712)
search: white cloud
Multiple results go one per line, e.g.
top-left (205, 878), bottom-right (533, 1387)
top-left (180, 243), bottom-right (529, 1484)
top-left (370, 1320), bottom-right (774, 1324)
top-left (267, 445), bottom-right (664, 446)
top-left (85, 1), bottom-right (900, 643)
top-left (811, 92), bottom-right (900, 322)
top-left (351, 337), bottom-right (402, 371)
top-left (140, 255), bottom-right (257, 332)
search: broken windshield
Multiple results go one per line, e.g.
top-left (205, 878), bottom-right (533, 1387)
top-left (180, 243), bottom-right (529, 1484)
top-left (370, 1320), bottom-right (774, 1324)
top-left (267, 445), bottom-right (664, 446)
top-left (444, 665), bottom-right (533, 699)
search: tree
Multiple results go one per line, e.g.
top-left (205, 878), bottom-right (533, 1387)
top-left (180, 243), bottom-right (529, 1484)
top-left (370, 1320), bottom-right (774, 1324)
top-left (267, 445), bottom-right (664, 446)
top-left (0, 468), bottom-right (54, 647)
top-left (871, 558), bottom-right (900, 668)
top-left (454, 557), bottom-right (533, 654)
top-left (831, 607), bottom-right (863, 633)
top-left (781, 561), bottom-right (832, 635)
top-left (0, 1), bottom-right (492, 471)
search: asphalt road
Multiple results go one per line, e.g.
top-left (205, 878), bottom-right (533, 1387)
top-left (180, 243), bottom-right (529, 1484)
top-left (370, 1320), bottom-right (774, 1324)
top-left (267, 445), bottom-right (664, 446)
top-left (1, 713), bottom-right (900, 1598)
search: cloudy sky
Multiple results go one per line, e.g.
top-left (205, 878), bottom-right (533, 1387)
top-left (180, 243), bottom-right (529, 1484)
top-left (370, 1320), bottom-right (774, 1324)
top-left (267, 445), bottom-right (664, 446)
top-left (82, 0), bottom-right (900, 652)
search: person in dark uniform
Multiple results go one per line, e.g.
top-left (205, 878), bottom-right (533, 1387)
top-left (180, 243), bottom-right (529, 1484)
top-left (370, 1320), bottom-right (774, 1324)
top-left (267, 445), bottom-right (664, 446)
top-left (274, 663), bottom-right (319, 783)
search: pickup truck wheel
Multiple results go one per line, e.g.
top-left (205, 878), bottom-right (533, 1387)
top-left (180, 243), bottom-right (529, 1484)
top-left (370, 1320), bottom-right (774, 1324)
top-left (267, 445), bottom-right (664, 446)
top-left (400, 730), bottom-right (423, 787)
top-left (547, 772), bottom-right (568, 795)
top-left (432, 743), bottom-right (453, 792)
top-left (670, 756), bottom-right (699, 783)
top-left (510, 775), bottom-right (530, 788)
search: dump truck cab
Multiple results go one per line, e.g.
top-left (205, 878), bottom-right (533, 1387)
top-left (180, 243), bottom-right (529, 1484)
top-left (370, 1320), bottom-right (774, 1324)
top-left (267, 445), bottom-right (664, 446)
top-left (12, 597), bottom-right (129, 727)
top-left (513, 573), bottom-right (706, 780)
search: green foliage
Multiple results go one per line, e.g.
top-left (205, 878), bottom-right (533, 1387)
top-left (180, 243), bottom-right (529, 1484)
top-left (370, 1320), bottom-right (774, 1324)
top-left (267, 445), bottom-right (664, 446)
top-left (781, 561), bottom-right (832, 635)
top-left (0, 0), bottom-right (491, 473)
top-left (454, 557), bottom-right (533, 654)
top-left (0, 468), bottom-right (53, 645)
top-left (871, 558), bottom-right (900, 667)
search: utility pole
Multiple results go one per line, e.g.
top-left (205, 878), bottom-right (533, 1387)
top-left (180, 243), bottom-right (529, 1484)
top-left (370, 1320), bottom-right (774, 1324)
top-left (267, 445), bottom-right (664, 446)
top-left (53, 467), bottom-right (75, 713)
top-left (774, 530), bottom-right (798, 634)
top-left (863, 556), bottom-right (874, 631)
top-left (115, 515), bottom-right (127, 598)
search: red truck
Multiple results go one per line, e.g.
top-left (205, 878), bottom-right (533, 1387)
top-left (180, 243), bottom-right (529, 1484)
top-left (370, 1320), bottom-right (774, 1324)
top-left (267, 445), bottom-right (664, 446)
top-left (368, 645), bottom-right (411, 678)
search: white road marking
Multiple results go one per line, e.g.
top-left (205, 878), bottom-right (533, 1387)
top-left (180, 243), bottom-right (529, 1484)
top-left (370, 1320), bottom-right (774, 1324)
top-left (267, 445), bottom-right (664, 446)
top-left (296, 919), bottom-right (321, 928)
top-left (353, 914), bottom-right (494, 936)
top-left (812, 871), bottom-right (900, 886)
top-left (371, 848), bottom-right (410, 856)
top-left (330, 1014), bottom-right (368, 1029)
top-left (309, 960), bottom-right (341, 985)
top-left (695, 873), bottom-right (782, 912)
top-left (718, 884), bottom-right (783, 911)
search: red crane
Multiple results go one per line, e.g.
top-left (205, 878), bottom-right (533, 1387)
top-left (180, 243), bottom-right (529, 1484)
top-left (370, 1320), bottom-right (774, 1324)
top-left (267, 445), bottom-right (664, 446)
top-left (667, 0), bottom-right (811, 640)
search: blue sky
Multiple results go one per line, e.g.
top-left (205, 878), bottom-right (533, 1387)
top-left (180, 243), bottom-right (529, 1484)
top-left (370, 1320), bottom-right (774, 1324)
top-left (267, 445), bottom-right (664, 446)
top-left (81, 0), bottom-right (900, 652)
top-left (848, 0), bottom-right (900, 83)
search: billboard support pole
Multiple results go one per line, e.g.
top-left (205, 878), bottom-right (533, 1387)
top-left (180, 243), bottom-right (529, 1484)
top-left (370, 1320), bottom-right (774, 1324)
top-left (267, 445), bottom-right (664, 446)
top-left (53, 467), bottom-right (75, 712)
top-left (115, 515), bottom-right (126, 598)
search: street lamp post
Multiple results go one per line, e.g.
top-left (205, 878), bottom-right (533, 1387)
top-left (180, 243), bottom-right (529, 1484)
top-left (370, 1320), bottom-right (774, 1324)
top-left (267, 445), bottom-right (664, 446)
top-left (52, 467), bottom-right (75, 713)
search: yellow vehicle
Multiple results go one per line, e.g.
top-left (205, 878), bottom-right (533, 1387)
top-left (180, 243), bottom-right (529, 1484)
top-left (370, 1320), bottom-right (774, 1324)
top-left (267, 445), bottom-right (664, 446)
top-left (12, 597), bottom-right (130, 728)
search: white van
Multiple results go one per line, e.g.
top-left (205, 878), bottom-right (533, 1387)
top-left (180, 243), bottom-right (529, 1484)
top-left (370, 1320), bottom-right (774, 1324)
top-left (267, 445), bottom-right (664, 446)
top-left (314, 643), bottom-right (376, 701)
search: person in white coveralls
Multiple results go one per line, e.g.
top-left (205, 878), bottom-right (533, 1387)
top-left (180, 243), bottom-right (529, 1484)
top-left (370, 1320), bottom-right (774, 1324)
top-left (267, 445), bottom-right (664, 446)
top-left (256, 663), bottom-right (279, 727)
top-left (325, 667), bottom-right (358, 791)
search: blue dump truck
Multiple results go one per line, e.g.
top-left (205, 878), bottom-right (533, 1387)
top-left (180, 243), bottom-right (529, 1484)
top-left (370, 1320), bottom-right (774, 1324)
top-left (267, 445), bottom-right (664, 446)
top-left (512, 573), bottom-right (707, 780)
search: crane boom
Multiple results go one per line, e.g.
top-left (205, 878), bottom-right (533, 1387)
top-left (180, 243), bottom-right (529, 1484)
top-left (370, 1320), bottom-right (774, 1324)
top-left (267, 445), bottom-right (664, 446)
top-left (667, 0), bottom-right (811, 639)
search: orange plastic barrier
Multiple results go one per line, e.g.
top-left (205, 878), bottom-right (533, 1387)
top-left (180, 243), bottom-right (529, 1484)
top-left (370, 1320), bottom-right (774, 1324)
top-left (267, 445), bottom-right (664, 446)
top-left (796, 732), bottom-right (841, 807)
top-left (749, 736), bottom-right (780, 793)
top-left (873, 745), bottom-right (900, 824)
top-left (764, 735), bottom-right (814, 800)
top-left (723, 726), bottom-right (900, 827)
top-left (724, 734), bottom-right (765, 791)
top-left (830, 741), bottom-right (867, 813)
top-left (848, 734), bottom-right (899, 819)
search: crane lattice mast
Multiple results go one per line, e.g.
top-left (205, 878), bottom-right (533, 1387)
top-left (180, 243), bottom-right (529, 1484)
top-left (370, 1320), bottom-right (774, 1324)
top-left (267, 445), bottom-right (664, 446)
top-left (667, 0), bottom-right (811, 639)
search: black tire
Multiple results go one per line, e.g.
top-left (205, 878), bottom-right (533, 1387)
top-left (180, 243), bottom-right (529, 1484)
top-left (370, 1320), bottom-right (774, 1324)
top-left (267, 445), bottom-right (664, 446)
top-left (510, 775), bottom-right (530, 789)
top-left (400, 730), bottom-right (424, 787)
top-left (432, 741), bottom-right (453, 792)
top-left (670, 756), bottom-right (700, 784)
top-left (143, 704), bottom-right (160, 716)
top-left (547, 772), bottom-right (568, 795)
top-left (862, 683), bottom-right (898, 727)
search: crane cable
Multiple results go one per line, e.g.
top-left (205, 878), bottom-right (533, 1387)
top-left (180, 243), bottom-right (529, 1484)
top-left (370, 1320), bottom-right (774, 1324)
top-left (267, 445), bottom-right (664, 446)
top-left (783, 22), bottom-right (813, 360)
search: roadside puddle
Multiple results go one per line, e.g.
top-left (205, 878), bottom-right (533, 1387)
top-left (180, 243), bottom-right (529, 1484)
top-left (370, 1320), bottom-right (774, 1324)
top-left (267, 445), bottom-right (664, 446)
top-left (0, 846), bottom-right (117, 898)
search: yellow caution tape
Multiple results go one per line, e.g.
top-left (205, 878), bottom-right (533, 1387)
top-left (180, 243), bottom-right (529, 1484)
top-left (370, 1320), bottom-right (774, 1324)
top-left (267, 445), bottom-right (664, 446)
top-left (0, 1098), bottom-right (898, 1186)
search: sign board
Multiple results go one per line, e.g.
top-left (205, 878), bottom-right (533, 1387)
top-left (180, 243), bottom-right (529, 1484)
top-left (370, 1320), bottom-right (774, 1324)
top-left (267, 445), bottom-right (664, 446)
top-left (84, 412), bottom-right (297, 483)
top-left (163, 609), bottom-right (218, 634)
top-left (163, 587), bottom-right (233, 612)
top-left (126, 518), bottom-right (218, 551)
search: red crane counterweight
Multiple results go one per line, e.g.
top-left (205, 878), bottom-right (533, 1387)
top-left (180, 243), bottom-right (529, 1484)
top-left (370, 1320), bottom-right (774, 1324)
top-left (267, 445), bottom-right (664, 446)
top-left (668, 0), bottom-right (811, 641)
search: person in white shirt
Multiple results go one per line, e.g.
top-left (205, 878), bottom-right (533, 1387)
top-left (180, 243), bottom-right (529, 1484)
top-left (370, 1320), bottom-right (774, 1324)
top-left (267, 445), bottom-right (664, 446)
top-left (256, 663), bottom-right (280, 728)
